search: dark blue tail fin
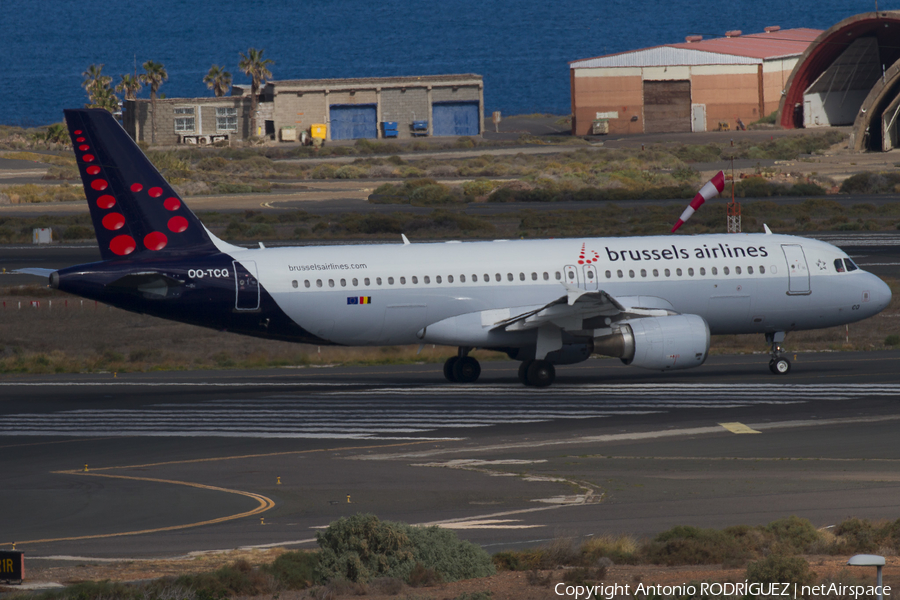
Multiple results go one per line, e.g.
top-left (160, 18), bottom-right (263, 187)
top-left (64, 108), bottom-right (218, 260)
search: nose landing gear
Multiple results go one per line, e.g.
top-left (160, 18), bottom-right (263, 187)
top-left (443, 347), bottom-right (481, 383)
top-left (766, 332), bottom-right (791, 375)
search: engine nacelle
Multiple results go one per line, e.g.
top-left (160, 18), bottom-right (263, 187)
top-left (593, 314), bottom-right (709, 371)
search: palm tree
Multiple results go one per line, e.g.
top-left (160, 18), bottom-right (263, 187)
top-left (44, 123), bottom-right (69, 145)
top-left (238, 48), bottom-right (274, 137)
top-left (81, 64), bottom-right (119, 113)
top-left (204, 65), bottom-right (232, 97)
top-left (116, 74), bottom-right (142, 101)
top-left (139, 60), bottom-right (168, 144)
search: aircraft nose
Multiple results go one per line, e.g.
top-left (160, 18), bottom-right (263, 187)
top-left (869, 274), bottom-right (892, 312)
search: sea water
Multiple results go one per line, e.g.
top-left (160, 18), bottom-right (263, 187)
top-left (1, 0), bottom-right (891, 126)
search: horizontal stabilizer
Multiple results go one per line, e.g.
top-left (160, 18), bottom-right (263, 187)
top-left (11, 268), bottom-right (56, 278)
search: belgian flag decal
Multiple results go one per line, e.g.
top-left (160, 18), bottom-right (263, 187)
top-left (347, 296), bottom-right (372, 305)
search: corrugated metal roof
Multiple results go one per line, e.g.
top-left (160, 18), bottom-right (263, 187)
top-left (570, 28), bottom-right (822, 69)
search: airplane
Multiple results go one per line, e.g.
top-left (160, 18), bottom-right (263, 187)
top-left (15, 109), bottom-right (893, 387)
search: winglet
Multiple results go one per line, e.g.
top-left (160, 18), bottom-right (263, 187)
top-left (763, 224), bottom-right (773, 235)
top-left (562, 281), bottom-right (586, 306)
top-left (401, 234), bottom-right (410, 245)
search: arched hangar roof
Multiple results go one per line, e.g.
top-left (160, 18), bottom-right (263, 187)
top-left (778, 11), bottom-right (900, 129)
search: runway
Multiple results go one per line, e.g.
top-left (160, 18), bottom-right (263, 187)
top-left (2, 353), bottom-right (900, 559)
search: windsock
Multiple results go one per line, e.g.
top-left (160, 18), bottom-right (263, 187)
top-left (671, 171), bottom-right (726, 232)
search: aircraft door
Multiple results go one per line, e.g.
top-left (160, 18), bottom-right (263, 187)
top-left (233, 260), bottom-right (260, 310)
top-left (564, 265), bottom-right (579, 287)
top-left (781, 244), bottom-right (810, 295)
top-left (582, 264), bottom-right (598, 290)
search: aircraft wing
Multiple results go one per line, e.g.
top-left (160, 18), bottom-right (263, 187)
top-left (492, 283), bottom-right (674, 333)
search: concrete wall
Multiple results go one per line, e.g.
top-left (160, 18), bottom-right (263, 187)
top-left (571, 68), bottom-right (644, 135)
top-left (124, 98), bottom-right (250, 145)
top-left (572, 63), bottom-right (774, 134)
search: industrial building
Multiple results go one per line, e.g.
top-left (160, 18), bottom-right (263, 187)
top-left (569, 28), bottom-right (821, 136)
top-left (123, 73), bottom-right (483, 145)
top-left (776, 11), bottom-right (900, 152)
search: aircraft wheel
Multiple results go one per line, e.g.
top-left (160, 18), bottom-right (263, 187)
top-left (453, 356), bottom-right (481, 383)
top-left (443, 357), bottom-right (459, 382)
top-left (526, 360), bottom-right (555, 387)
top-left (771, 357), bottom-right (791, 375)
top-left (518, 360), bottom-right (533, 385)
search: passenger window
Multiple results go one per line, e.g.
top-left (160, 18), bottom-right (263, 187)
top-left (687, 268), bottom-right (694, 276)
top-left (664, 269), bottom-right (670, 277)
top-left (364, 277), bottom-right (370, 286)
top-left (605, 270), bottom-right (612, 279)
top-left (748, 266), bottom-right (753, 274)
top-left (587, 269), bottom-right (595, 279)
top-left (460, 275), bottom-right (466, 282)
top-left (834, 259), bottom-right (845, 273)
top-left (304, 280), bottom-right (310, 288)
top-left (712, 267), bottom-right (718, 275)
top-left (617, 270), bottom-right (624, 278)
top-left (653, 269), bottom-right (659, 277)
top-left (555, 272), bottom-right (561, 280)
top-left (735, 266), bottom-right (742, 275)
top-left (676, 268), bottom-right (682, 276)
top-left (352, 278), bottom-right (358, 286)
top-left (543, 272), bottom-right (549, 280)
top-left (340, 278), bottom-right (346, 287)
top-left (519, 273), bottom-right (525, 281)
top-left (507, 273), bottom-right (514, 281)
top-left (388, 277), bottom-right (394, 285)
top-left (760, 266), bottom-right (765, 274)
top-left (376, 277), bottom-right (382, 285)
top-left (424, 276), bottom-right (430, 284)
top-left (412, 276), bottom-right (418, 284)
top-left (448, 275), bottom-right (454, 283)
top-left (400, 276), bottom-right (406, 284)
top-left (531, 272), bottom-right (537, 281)
top-left (495, 273), bottom-right (501, 282)
top-left (328, 279), bottom-right (335, 287)
top-left (436, 275), bottom-right (442, 283)
top-left (292, 280), bottom-right (298, 288)
top-left (699, 268), bottom-right (705, 276)
top-left (846, 259), bottom-right (859, 272)
top-left (629, 270), bottom-right (635, 278)
top-left (485, 273), bottom-right (490, 281)
top-left (723, 266), bottom-right (730, 275)
top-left (567, 270), bottom-right (575, 280)
top-left (640, 269), bottom-right (647, 277)
top-left (316, 279), bottom-right (323, 287)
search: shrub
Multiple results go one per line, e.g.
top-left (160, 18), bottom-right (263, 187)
top-left (311, 164), bottom-right (338, 179)
top-left (765, 516), bottom-right (821, 553)
top-left (264, 551), bottom-right (320, 589)
top-left (462, 179), bottom-right (496, 197)
top-left (746, 554), bottom-right (815, 588)
top-left (643, 525), bottom-right (749, 566)
top-left (409, 183), bottom-right (455, 205)
top-left (315, 514), bottom-right (494, 584)
top-left (885, 334), bottom-right (900, 346)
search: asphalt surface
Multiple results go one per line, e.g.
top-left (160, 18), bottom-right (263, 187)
top-left (1, 229), bottom-right (898, 562)
top-left (2, 352), bottom-right (900, 560)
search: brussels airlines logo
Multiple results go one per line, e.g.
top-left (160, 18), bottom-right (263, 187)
top-left (577, 243), bottom-right (599, 265)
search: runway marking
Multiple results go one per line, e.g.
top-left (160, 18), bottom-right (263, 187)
top-left (719, 422), bottom-right (761, 434)
top-left (4, 472), bottom-right (275, 548)
top-left (3, 384), bottom-right (900, 440)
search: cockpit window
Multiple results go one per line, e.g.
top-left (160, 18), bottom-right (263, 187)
top-left (845, 258), bottom-right (859, 272)
top-left (834, 259), bottom-right (845, 273)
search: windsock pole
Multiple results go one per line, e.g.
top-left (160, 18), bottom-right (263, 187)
top-left (671, 171), bottom-right (726, 232)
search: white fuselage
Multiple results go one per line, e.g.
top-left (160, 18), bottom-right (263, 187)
top-left (227, 233), bottom-right (891, 348)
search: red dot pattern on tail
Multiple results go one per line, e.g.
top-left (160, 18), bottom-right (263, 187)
top-left (168, 216), bottom-right (188, 233)
top-left (86, 166), bottom-right (100, 175)
top-left (96, 194), bottom-right (116, 209)
top-left (163, 197), bottom-right (181, 211)
top-left (102, 213), bottom-right (125, 231)
top-left (90, 179), bottom-right (108, 191)
top-left (130, 183), bottom-right (143, 192)
top-left (143, 231), bottom-right (168, 251)
top-left (110, 235), bottom-right (136, 256)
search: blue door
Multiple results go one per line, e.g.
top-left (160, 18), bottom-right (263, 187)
top-left (432, 102), bottom-right (480, 136)
top-left (329, 104), bottom-right (377, 140)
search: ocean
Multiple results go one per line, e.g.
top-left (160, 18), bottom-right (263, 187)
top-left (1, 0), bottom-right (893, 126)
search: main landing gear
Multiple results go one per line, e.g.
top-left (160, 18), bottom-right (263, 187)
top-left (517, 360), bottom-right (556, 387)
top-left (443, 347), bottom-right (481, 383)
top-left (766, 331), bottom-right (791, 375)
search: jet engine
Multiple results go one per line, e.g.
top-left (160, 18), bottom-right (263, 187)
top-left (592, 314), bottom-right (709, 370)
